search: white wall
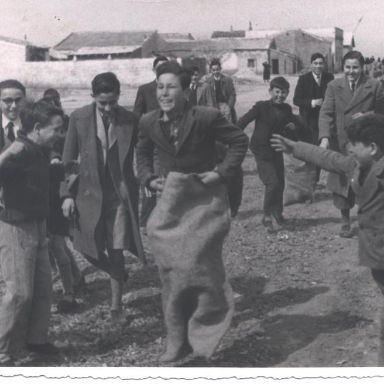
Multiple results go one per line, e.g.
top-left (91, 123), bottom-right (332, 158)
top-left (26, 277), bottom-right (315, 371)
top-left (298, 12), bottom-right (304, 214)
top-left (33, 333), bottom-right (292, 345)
top-left (0, 41), bottom-right (26, 64)
top-left (0, 58), bottom-right (155, 88)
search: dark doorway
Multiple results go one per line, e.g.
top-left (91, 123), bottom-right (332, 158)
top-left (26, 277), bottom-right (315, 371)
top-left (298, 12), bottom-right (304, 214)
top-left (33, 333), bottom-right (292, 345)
top-left (272, 59), bottom-right (279, 74)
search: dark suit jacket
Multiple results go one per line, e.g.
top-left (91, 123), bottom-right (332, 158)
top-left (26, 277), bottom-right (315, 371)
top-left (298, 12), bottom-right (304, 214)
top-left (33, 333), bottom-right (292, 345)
top-left (133, 80), bottom-right (158, 118)
top-left (318, 75), bottom-right (384, 196)
top-left (61, 103), bottom-right (145, 261)
top-left (237, 100), bottom-right (300, 159)
top-left (136, 105), bottom-right (248, 188)
top-left (293, 140), bottom-right (384, 269)
top-left (293, 71), bottom-right (334, 141)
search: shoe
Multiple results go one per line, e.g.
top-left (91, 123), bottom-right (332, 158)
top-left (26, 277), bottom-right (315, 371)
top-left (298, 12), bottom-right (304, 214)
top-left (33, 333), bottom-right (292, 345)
top-left (26, 342), bottom-right (60, 355)
top-left (339, 224), bottom-right (354, 238)
top-left (262, 216), bottom-right (272, 228)
top-left (57, 298), bottom-right (79, 313)
top-left (268, 215), bottom-right (283, 233)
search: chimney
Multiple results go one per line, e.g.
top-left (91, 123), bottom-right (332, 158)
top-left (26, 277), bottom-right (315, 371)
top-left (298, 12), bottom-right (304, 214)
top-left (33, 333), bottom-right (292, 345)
top-left (249, 21), bottom-right (253, 31)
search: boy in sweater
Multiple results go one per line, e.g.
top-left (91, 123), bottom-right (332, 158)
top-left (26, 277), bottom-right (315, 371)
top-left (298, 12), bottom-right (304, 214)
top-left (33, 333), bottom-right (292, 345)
top-left (0, 100), bottom-right (64, 365)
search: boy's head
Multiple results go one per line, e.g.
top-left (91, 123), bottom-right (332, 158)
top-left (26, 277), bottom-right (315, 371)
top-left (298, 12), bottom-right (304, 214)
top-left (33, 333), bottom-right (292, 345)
top-left (269, 76), bottom-right (290, 104)
top-left (153, 55), bottom-right (168, 71)
top-left (91, 72), bottom-right (120, 118)
top-left (346, 114), bottom-right (384, 168)
top-left (0, 79), bottom-right (26, 122)
top-left (191, 66), bottom-right (200, 85)
top-left (343, 51), bottom-right (364, 82)
top-left (43, 88), bottom-right (62, 109)
top-left (156, 61), bottom-right (191, 114)
top-left (310, 53), bottom-right (325, 76)
top-left (20, 100), bottom-right (64, 148)
top-left (210, 58), bottom-right (222, 78)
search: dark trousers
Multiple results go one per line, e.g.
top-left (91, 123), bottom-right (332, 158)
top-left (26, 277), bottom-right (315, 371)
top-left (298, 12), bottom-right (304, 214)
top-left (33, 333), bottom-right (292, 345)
top-left (371, 269), bottom-right (384, 366)
top-left (226, 167), bottom-right (243, 218)
top-left (255, 155), bottom-right (285, 217)
top-left (139, 186), bottom-right (157, 227)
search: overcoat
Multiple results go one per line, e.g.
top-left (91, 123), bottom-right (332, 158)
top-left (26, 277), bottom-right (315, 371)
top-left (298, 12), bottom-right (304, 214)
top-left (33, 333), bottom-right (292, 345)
top-left (293, 71), bottom-right (334, 142)
top-left (318, 75), bottom-right (384, 196)
top-left (293, 141), bottom-right (384, 269)
top-left (136, 105), bottom-right (248, 187)
top-left (60, 103), bottom-right (145, 261)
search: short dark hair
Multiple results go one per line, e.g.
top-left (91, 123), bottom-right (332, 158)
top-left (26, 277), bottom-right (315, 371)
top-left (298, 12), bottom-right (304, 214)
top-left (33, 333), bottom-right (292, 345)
top-left (347, 114), bottom-right (384, 151)
top-left (153, 55), bottom-right (168, 69)
top-left (192, 65), bottom-right (200, 73)
top-left (0, 79), bottom-right (26, 96)
top-left (270, 76), bottom-right (290, 91)
top-left (210, 58), bottom-right (221, 68)
top-left (311, 52), bottom-right (325, 63)
top-left (43, 88), bottom-right (60, 99)
top-left (20, 99), bottom-right (63, 133)
top-left (91, 72), bottom-right (120, 95)
top-left (343, 51), bottom-right (365, 68)
top-left (156, 61), bottom-right (191, 90)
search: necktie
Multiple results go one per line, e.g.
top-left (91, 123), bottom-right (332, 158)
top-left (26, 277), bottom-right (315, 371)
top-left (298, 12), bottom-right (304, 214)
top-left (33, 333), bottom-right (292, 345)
top-left (316, 74), bottom-right (321, 86)
top-left (351, 80), bottom-right (356, 94)
top-left (6, 122), bottom-right (15, 142)
top-left (102, 114), bottom-right (110, 131)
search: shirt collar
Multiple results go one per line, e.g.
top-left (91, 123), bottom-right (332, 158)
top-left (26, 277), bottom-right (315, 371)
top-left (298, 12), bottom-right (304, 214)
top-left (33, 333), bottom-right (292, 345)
top-left (312, 72), bottom-right (321, 80)
top-left (2, 114), bottom-right (21, 132)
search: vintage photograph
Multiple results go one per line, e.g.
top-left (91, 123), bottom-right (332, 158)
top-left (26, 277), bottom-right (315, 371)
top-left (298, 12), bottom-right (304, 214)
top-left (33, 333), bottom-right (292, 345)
top-left (0, 0), bottom-right (383, 376)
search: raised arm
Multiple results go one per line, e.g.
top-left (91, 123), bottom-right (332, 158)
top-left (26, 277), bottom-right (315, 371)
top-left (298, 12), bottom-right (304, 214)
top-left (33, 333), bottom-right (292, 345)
top-left (237, 103), bottom-right (259, 131)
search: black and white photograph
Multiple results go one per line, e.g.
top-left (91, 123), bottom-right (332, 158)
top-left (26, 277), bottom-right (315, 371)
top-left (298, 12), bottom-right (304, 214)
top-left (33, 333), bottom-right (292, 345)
top-left (0, 0), bottom-right (384, 381)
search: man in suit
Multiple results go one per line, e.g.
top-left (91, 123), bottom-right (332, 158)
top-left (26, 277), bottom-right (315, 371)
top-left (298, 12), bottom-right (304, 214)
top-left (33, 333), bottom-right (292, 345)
top-left (0, 80), bottom-right (26, 150)
top-left (200, 58), bottom-right (237, 123)
top-left (294, 53), bottom-right (334, 144)
top-left (185, 66), bottom-right (204, 107)
top-left (61, 72), bottom-right (145, 320)
top-left (134, 55), bottom-right (168, 228)
top-left (319, 50), bottom-right (384, 237)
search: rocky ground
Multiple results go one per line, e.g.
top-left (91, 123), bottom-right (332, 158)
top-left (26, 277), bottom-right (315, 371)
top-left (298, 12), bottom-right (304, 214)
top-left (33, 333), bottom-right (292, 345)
top-left (12, 78), bottom-right (383, 367)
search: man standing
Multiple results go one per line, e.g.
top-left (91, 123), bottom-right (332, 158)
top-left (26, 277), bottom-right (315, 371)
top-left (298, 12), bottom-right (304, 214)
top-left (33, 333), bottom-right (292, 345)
top-left (134, 55), bottom-right (168, 227)
top-left (0, 80), bottom-right (26, 150)
top-left (294, 53), bottom-right (334, 145)
top-left (200, 58), bottom-right (237, 123)
top-left (185, 66), bottom-right (204, 107)
top-left (61, 72), bottom-right (145, 319)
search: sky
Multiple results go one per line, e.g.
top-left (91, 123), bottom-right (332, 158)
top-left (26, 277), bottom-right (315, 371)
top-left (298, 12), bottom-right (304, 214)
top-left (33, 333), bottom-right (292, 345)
top-left (1, 0), bottom-right (384, 56)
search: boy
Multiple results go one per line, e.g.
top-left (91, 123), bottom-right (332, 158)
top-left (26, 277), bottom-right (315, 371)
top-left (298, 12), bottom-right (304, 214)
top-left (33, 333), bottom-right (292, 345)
top-left (61, 72), bottom-right (145, 320)
top-left (271, 114), bottom-right (384, 365)
top-left (0, 100), bottom-right (64, 365)
top-left (137, 61), bottom-right (248, 363)
top-left (237, 76), bottom-right (299, 231)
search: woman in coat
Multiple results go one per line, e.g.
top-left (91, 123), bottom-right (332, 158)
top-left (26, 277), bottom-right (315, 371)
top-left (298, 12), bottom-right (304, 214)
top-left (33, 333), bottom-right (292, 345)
top-left (319, 50), bottom-right (384, 237)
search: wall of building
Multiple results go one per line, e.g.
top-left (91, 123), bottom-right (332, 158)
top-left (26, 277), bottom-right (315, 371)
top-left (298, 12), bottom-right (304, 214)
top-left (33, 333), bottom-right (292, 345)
top-left (0, 58), bottom-right (155, 88)
top-left (235, 50), bottom-right (268, 74)
top-left (0, 41), bottom-right (26, 64)
top-left (334, 28), bottom-right (344, 72)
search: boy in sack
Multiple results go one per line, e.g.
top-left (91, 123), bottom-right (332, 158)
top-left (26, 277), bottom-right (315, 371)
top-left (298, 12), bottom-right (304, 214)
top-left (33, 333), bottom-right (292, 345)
top-left (271, 114), bottom-right (384, 365)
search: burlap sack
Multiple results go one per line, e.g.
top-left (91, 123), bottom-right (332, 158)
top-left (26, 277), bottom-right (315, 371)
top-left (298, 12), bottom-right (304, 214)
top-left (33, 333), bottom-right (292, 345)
top-left (147, 172), bottom-right (234, 359)
top-left (283, 153), bottom-right (316, 206)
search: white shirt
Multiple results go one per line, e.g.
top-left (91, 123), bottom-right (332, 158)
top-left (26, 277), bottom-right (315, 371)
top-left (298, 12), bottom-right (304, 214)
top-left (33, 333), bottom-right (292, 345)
top-left (312, 72), bottom-right (321, 85)
top-left (2, 114), bottom-right (21, 137)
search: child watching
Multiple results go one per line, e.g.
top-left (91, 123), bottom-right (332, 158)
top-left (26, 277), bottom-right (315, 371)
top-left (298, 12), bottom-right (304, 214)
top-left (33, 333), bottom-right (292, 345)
top-left (0, 100), bottom-right (64, 366)
top-left (271, 114), bottom-right (384, 365)
top-left (237, 76), bottom-right (299, 231)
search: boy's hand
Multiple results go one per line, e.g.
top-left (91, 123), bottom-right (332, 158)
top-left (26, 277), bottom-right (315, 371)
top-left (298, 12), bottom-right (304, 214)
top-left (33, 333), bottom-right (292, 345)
top-left (149, 177), bottom-right (165, 192)
top-left (197, 171), bottom-right (221, 186)
top-left (62, 198), bottom-right (75, 218)
top-left (270, 134), bottom-right (295, 154)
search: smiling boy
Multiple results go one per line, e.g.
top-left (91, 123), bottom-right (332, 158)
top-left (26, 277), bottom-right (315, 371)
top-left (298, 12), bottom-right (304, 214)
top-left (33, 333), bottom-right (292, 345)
top-left (271, 113), bottom-right (384, 365)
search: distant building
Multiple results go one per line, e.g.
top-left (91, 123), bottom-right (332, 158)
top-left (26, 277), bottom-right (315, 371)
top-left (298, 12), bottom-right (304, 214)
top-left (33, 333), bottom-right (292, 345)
top-left (303, 27), bottom-right (344, 72)
top-left (0, 35), bottom-right (48, 63)
top-left (158, 37), bottom-right (298, 75)
top-left (211, 30), bottom-right (246, 39)
top-left (246, 29), bottom-right (333, 73)
top-left (51, 30), bottom-right (167, 60)
top-left (343, 31), bottom-right (356, 56)
top-left (159, 33), bottom-right (195, 41)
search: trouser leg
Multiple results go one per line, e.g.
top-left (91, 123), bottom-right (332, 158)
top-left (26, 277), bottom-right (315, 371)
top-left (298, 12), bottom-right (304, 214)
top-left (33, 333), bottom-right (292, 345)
top-left (108, 249), bottom-right (125, 312)
top-left (371, 269), bottom-right (384, 366)
top-left (27, 221), bottom-right (52, 345)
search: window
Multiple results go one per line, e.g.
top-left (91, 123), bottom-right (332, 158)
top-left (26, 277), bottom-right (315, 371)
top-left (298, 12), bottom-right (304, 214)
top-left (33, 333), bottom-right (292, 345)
top-left (247, 59), bottom-right (255, 68)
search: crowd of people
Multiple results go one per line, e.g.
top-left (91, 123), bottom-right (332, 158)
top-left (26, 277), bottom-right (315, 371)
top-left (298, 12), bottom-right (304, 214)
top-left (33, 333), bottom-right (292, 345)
top-left (1, 48), bottom-right (384, 366)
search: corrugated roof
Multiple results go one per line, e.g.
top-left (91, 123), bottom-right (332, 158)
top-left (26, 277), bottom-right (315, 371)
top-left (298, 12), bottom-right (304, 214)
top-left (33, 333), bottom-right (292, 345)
top-left (54, 30), bottom-right (156, 51)
top-left (159, 33), bottom-right (194, 41)
top-left (0, 35), bottom-right (30, 46)
top-left (211, 30), bottom-right (246, 38)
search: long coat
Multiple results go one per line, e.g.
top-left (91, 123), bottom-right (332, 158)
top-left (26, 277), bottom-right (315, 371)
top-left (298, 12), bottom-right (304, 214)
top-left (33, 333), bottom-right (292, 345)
top-left (293, 71), bottom-right (334, 142)
top-left (60, 103), bottom-right (145, 261)
top-left (293, 140), bottom-right (384, 269)
top-left (199, 74), bottom-right (237, 122)
top-left (318, 75), bottom-right (384, 197)
top-left (136, 105), bottom-right (248, 187)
